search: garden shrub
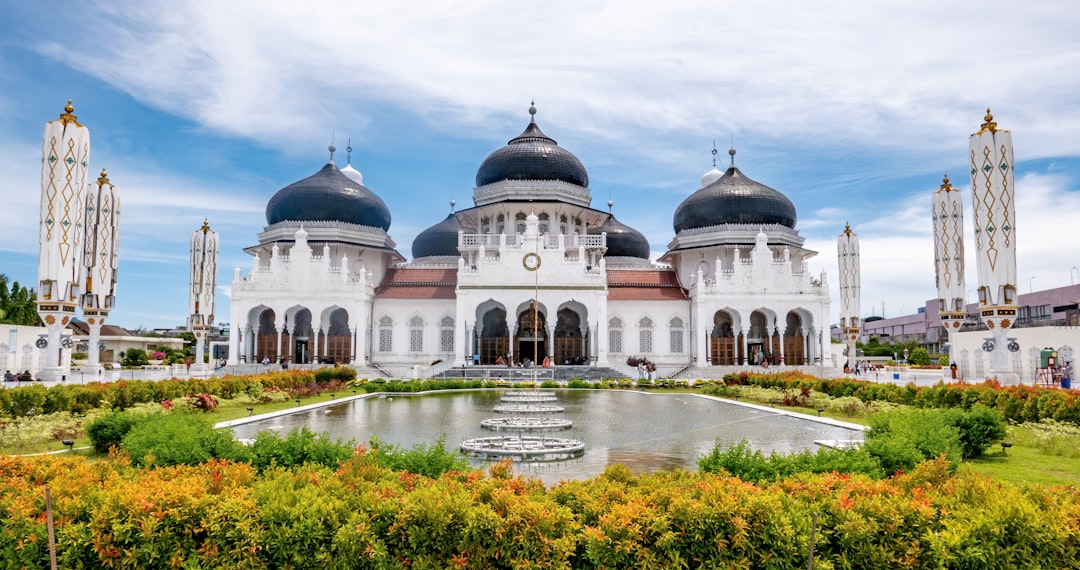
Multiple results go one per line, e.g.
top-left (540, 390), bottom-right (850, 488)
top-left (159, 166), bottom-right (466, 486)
top-left (248, 427), bottom-right (354, 470)
top-left (697, 439), bottom-right (884, 483)
top-left (368, 435), bottom-right (469, 478)
top-left (122, 412), bottom-right (248, 467)
top-left (86, 410), bottom-right (141, 454)
top-left (864, 408), bottom-right (963, 473)
top-left (945, 403), bottom-right (1007, 459)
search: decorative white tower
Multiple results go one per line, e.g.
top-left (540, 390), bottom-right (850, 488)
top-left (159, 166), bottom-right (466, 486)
top-left (189, 219), bottom-right (219, 374)
top-left (932, 174), bottom-right (965, 377)
top-left (969, 109), bottom-right (1019, 383)
top-left (80, 168), bottom-right (120, 375)
top-left (37, 100), bottom-right (91, 381)
top-left (837, 223), bottom-right (861, 372)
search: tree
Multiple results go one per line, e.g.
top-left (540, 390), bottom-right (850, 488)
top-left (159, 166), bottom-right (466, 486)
top-left (0, 276), bottom-right (41, 326)
top-left (908, 347), bottom-right (933, 366)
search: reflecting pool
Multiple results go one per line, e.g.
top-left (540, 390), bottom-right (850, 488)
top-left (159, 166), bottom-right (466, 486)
top-left (229, 390), bottom-right (862, 484)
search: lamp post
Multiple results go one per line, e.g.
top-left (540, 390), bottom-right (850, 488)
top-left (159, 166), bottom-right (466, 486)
top-left (1030, 276), bottom-right (1036, 294)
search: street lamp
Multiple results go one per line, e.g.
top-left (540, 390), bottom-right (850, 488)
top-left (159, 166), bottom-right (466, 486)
top-left (1072, 267), bottom-right (1079, 285)
top-left (1030, 275), bottom-right (1036, 294)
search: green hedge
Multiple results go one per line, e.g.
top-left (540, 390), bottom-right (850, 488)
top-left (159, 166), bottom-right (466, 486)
top-left (723, 371), bottom-right (1080, 426)
top-left (2, 455), bottom-right (1079, 568)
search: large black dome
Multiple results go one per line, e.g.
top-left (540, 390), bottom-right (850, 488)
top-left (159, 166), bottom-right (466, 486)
top-left (475, 117), bottom-right (589, 188)
top-left (589, 215), bottom-right (650, 259)
top-left (411, 213), bottom-right (462, 258)
top-left (266, 162), bottom-right (391, 230)
top-left (673, 166), bottom-right (796, 232)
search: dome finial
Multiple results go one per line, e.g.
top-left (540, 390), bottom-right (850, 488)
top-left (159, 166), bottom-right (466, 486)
top-left (607, 199), bottom-right (613, 213)
top-left (528, 100), bottom-right (537, 123)
top-left (450, 198), bottom-right (456, 213)
top-left (328, 129), bottom-right (337, 163)
top-left (346, 138), bottom-right (353, 165)
top-left (728, 133), bottom-right (736, 167)
top-left (711, 140), bottom-right (718, 168)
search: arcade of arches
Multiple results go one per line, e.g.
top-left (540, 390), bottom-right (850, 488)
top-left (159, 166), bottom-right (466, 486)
top-left (249, 307), bottom-right (353, 364)
top-left (475, 304), bottom-right (589, 365)
top-left (708, 310), bottom-right (813, 366)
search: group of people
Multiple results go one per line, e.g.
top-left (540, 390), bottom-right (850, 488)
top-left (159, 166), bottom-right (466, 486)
top-left (491, 355), bottom-right (552, 368)
top-left (3, 370), bottom-right (33, 382)
top-left (845, 360), bottom-right (876, 377)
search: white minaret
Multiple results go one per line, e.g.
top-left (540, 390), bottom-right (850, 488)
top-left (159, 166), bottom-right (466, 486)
top-left (37, 100), bottom-right (91, 381)
top-left (837, 223), bottom-right (861, 372)
top-left (932, 174), bottom-right (965, 378)
top-left (969, 109), bottom-right (1019, 383)
top-left (189, 219), bottom-right (219, 374)
top-left (80, 168), bottom-right (121, 375)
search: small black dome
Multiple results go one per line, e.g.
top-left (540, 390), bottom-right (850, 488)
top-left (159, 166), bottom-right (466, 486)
top-left (266, 162), bottom-right (391, 230)
top-left (590, 215), bottom-right (651, 259)
top-left (412, 213), bottom-right (462, 258)
top-left (475, 120), bottom-right (589, 188)
top-left (673, 166), bottom-right (796, 232)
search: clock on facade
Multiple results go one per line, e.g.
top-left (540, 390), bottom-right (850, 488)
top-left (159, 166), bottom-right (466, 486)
top-left (522, 252), bottom-right (541, 271)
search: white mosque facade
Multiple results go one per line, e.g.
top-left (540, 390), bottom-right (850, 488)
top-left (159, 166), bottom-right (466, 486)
top-left (227, 106), bottom-right (834, 377)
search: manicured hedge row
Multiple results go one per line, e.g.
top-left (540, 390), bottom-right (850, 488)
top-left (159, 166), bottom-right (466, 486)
top-left (2, 454), bottom-right (1079, 569)
top-left (0, 367), bottom-right (356, 418)
top-left (725, 371), bottom-right (1080, 426)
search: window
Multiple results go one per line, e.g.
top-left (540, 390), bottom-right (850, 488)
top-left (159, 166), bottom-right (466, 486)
top-left (409, 316), bottom-right (424, 352)
top-left (378, 316), bottom-right (393, 352)
top-left (669, 317), bottom-right (684, 353)
top-left (440, 317), bottom-right (455, 352)
top-left (639, 317), bottom-right (654, 354)
top-left (608, 317), bottom-right (623, 353)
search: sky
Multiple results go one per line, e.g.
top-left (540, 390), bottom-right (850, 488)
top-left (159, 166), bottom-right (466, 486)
top-left (1, 1), bottom-right (1079, 331)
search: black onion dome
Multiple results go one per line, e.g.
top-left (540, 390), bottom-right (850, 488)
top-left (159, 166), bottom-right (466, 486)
top-left (266, 162), bottom-right (391, 230)
top-left (411, 213), bottom-right (463, 258)
top-left (590, 215), bottom-right (651, 259)
top-left (475, 120), bottom-right (589, 187)
top-left (673, 166), bottom-right (797, 232)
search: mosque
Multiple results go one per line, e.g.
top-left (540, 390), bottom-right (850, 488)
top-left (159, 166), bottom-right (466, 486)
top-left (227, 105), bottom-right (834, 377)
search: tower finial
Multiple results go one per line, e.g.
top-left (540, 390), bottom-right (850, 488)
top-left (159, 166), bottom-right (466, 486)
top-left (842, 222), bottom-right (854, 236)
top-left (711, 140), bottom-right (718, 168)
top-left (980, 107), bottom-right (998, 133)
top-left (97, 168), bottom-right (109, 186)
top-left (528, 100), bottom-right (537, 123)
top-left (201, 218), bottom-right (211, 233)
top-left (59, 98), bottom-right (79, 125)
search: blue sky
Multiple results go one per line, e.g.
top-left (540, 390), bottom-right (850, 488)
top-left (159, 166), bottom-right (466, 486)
top-left (2, 1), bottom-right (1079, 330)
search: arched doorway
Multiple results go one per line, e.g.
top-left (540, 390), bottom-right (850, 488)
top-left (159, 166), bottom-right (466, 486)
top-left (516, 302), bottom-right (547, 366)
top-left (554, 308), bottom-right (585, 365)
top-left (479, 307), bottom-right (508, 364)
top-left (292, 309), bottom-right (313, 364)
top-left (256, 309), bottom-right (278, 363)
top-left (748, 311), bottom-right (770, 365)
top-left (710, 310), bottom-right (738, 365)
top-left (783, 312), bottom-right (806, 365)
top-left (323, 308), bottom-right (351, 364)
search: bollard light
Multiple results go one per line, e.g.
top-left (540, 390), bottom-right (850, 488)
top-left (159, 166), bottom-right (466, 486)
top-left (295, 399), bottom-right (301, 406)
top-left (330, 393), bottom-right (335, 400)
top-left (246, 407), bottom-right (254, 416)
top-left (1001, 441), bottom-right (1013, 455)
top-left (817, 408), bottom-right (825, 417)
top-left (61, 439), bottom-right (75, 452)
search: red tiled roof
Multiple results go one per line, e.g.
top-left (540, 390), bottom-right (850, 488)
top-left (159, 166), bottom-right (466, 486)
top-left (606, 269), bottom-right (688, 300)
top-left (375, 267), bottom-right (458, 299)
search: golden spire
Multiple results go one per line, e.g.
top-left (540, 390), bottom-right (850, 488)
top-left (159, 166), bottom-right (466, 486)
top-left (980, 107), bottom-right (998, 133)
top-left (201, 219), bottom-right (211, 233)
top-left (841, 222), bottom-right (855, 236)
top-left (938, 173), bottom-right (955, 192)
top-left (59, 98), bottom-right (81, 126)
top-left (97, 168), bottom-right (110, 186)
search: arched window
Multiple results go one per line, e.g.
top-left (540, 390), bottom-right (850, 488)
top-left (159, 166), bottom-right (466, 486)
top-left (409, 316), bottom-right (424, 353)
top-left (639, 317), bottom-right (654, 354)
top-left (608, 317), bottom-right (623, 354)
top-left (440, 317), bottom-right (455, 353)
top-left (378, 316), bottom-right (393, 352)
top-left (669, 317), bottom-right (684, 353)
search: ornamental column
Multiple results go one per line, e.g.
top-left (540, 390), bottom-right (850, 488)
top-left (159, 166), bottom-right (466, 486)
top-left (80, 168), bottom-right (120, 375)
top-left (969, 109), bottom-right (1020, 383)
top-left (932, 174), bottom-right (967, 379)
top-left (37, 100), bottom-right (91, 382)
top-left (838, 223), bottom-right (861, 373)
top-left (189, 220), bottom-right (218, 375)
